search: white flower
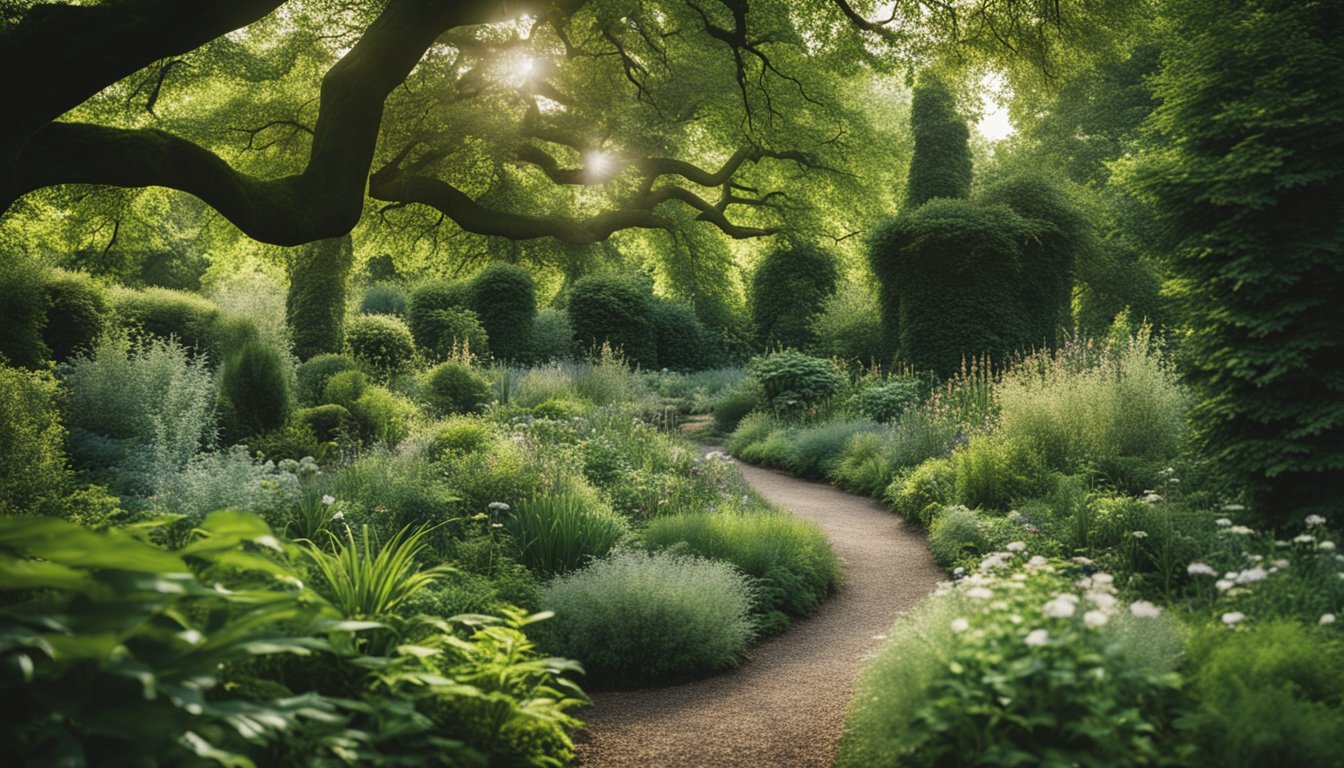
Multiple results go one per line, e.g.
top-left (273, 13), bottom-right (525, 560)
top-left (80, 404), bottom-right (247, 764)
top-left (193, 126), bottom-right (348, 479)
top-left (1084, 610), bottom-right (1109, 628)
top-left (965, 587), bottom-right (994, 600)
top-left (1092, 573), bottom-right (1115, 587)
top-left (1306, 514), bottom-right (1327, 526)
top-left (953, 566), bottom-right (966, 577)
top-left (331, 510), bottom-right (345, 521)
top-left (979, 552), bottom-right (1010, 571)
top-left (1235, 567), bottom-right (1268, 584)
top-left (490, 523), bottom-right (503, 528)
top-left (1088, 592), bottom-right (1117, 611)
top-left (1294, 534), bottom-right (1316, 544)
top-left (1321, 614), bottom-right (1337, 626)
top-left (1024, 629), bottom-right (1050, 647)
top-left (1221, 612), bottom-right (1245, 626)
top-left (1007, 510), bottom-right (1024, 522)
top-left (951, 618), bottom-right (970, 633)
top-left (1187, 562), bottom-right (1217, 577)
top-left (1044, 598), bottom-right (1077, 619)
top-left (1272, 559), bottom-right (1290, 569)
top-left (1216, 579), bottom-right (1234, 592)
top-left (321, 495), bottom-right (335, 506)
top-left (1221, 504), bottom-right (1246, 512)
top-left (1215, 517), bottom-right (1233, 526)
top-left (1225, 526), bottom-right (1254, 536)
top-left (1143, 493), bottom-right (1163, 504)
top-left (1321, 541), bottom-right (1337, 552)
top-left (1027, 555), bottom-right (1050, 569)
top-left (1006, 541), bottom-right (1027, 552)
top-left (1130, 600), bottom-right (1162, 618)
top-left (1132, 530), bottom-right (1149, 539)
top-left (488, 502), bottom-right (511, 512)
top-left (1071, 556), bottom-right (1095, 565)
top-left (1009, 613), bottom-right (1023, 624)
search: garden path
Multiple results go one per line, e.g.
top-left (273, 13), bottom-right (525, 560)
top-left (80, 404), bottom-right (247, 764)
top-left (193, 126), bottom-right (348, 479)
top-left (574, 454), bottom-right (943, 767)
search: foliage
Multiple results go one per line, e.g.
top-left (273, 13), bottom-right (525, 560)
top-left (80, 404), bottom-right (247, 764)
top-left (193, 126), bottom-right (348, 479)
top-left (927, 505), bottom-right (990, 568)
top-left (320, 369), bottom-right (366, 409)
top-left (750, 243), bottom-right (839, 350)
top-left (712, 383), bottom-right (761, 434)
top-left (416, 305), bottom-right (489, 363)
top-left (746, 350), bottom-right (844, 418)
top-left (296, 403), bottom-right (355, 443)
top-left (652, 299), bottom-right (721, 371)
top-left (217, 335), bottom-right (292, 442)
top-left (294, 353), bottom-right (357, 406)
top-left (110, 285), bottom-right (221, 358)
top-left (334, 451), bottom-right (458, 535)
top-left (422, 360), bottom-right (492, 417)
top-left (349, 386), bottom-right (418, 447)
top-left (467, 263), bottom-right (536, 362)
top-left (952, 435), bottom-right (1050, 511)
top-left (304, 524), bottom-right (451, 619)
top-left (905, 72), bottom-right (973, 208)
top-left (344, 313), bottom-right (416, 380)
top-left (1124, 0), bottom-right (1344, 526)
top-left (406, 280), bottom-right (471, 357)
top-left (0, 365), bottom-right (69, 516)
top-left (505, 492), bottom-right (631, 577)
top-left (359, 282), bottom-right (408, 317)
top-left (809, 281), bottom-right (884, 365)
top-left (535, 550), bottom-right (755, 686)
top-left (856, 378), bottom-right (923, 424)
top-left (885, 458), bottom-right (957, 526)
top-left (40, 268), bottom-right (108, 362)
top-left (426, 415), bottom-right (498, 459)
top-left (529, 308), bottom-right (575, 362)
top-left (151, 445), bottom-right (303, 528)
top-left (643, 509), bottom-right (840, 633)
top-left (787, 419), bottom-right (882, 477)
top-left (286, 235), bottom-right (353, 360)
top-left (568, 275), bottom-right (656, 368)
top-left (0, 256), bottom-right (50, 367)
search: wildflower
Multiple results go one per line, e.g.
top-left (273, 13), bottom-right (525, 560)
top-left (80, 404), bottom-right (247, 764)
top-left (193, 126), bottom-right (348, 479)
top-left (488, 502), bottom-right (511, 513)
top-left (1224, 525), bottom-right (1254, 536)
top-left (1142, 493), bottom-right (1163, 504)
top-left (1235, 567), bottom-right (1267, 585)
top-left (979, 552), bottom-right (1010, 571)
top-left (951, 618), bottom-right (970, 633)
top-left (1216, 579), bottom-right (1234, 591)
top-left (1321, 541), bottom-right (1337, 552)
top-left (1132, 530), bottom-right (1149, 539)
top-left (1130, 601), bottom-right (1162, 618)
top-left (1071, 555), bottom-right (1095, 566)
top-left (1084, 610), bottom-right (1109, 628)
top-left (1009, 613), bottom-right (1023, 624)
top-left (1027, 555), bottom-right (1050, 569)
top-left (1221, 504), bottom-right (1246, 512)
top-left (1321, 614), bottom-right (1337, 626)
top-left (1215, 517), bottom-right (1233, 526)
top-left (953, 566), bottom-right (965, 577)
top-left (1007, 510), bottom-right (1024, 522)
top-left (331, 511), bottom-right (345, 521)
top-left (965, 587), bottom-right (994, 600)
top-left (1044, 598), bottom-right (1076, 619)
top-left (1006, 541), bottom-right (1027, 552)
top-left (1293, 534), bottom-right (1316, 544)
top-left (1305, 514), bottom-right (1326, 526)
top-left (1221, 612), bottom-right (1245, 626)
top-left (1272, 559), bottom-right (1290, 569)
top-left (321, 495), bottom-right (335, 506)
top-left (1024, 629), bottom-right (1050, 647)
top-left (491, 523), bottom-right (503, 529)
top-left (1088, 592), bottom-right (1117, 610)
top-left (1187, 562), bottom-right (1217, 577)
top-left (1092, 573), bottom-right (1115, 587)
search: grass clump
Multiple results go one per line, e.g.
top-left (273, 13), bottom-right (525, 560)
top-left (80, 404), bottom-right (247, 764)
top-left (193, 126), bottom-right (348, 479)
top-left (505, 491), bottom-right (631, 577)
top-left (536, 550), bottom-right (755, 686)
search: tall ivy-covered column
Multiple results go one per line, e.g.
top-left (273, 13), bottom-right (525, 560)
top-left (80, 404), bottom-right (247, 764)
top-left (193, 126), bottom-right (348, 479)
top-left (286, 235), bottom-right (353, 360)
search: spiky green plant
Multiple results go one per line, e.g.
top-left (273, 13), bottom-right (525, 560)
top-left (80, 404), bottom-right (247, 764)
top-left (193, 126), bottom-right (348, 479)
top-left (304, 524), bottom-right (450, 619)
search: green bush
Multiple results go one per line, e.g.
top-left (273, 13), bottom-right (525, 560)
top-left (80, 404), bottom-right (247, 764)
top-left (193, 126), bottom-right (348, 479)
top-left (151, 445), bottom-right (302, 527)
top-left (885, 458), bottom-right (955, 526)
top-left (407, 279), bottom-right (471, 349)
top-left (653, 299), bottom-right (720, 371)
top-left (0, 365), bottom-right (69, 516)
top-left (359, 282), bottom-right (408, 316)
top-left (1184, 622), bottom-right (1344, 768)
top-left (0, 257), bottom-right (51, 367)
top-left (505, 491), bottom-right (631, 577)
top-left (295, 353), bottom-right (357, 405)
top-left (110, 285), bottom-right (221, 357)
top-left (468, 263), bottom-right (536, 361)
top-left (218, 336), bottom-right (292, 442)
top-left (529, 307), bottom-right (575, 361)
top-left (40, 269), bottom-right (108, 362)
top-left (297, 403), bottom-right (356, 443)
top-left (712, 383), bottom-right (761, 434)
top-left (643, 509), bottom-right (840, 633)
top-left (426, 415), bottom-right (497, 459)
top-left (829, 430), bottom-right (896, 497)
top-left (535, 551), bottom-right (755, 686)
top-left (788, 420), bottom-right (881, 477)
top-left (568, 275), bottom-right (656, 368)
top-left (856, 378), bottom-right (923, 424)
top-left (286, 235), bottom-right (353, 360)
top-left (750, 243), bottom-right (839, 350)
top-left (350, 386), bottom-right (418, 446)
top-left (419, 305), bottom-right (490, 361)
top-left (321, 368), bottom-right (367, 409)
top-left (952, 435), bottom-right (1050, 511)
top-left (423, 361), bottom-right (491, 416)
top-left (335, 451), bottom-right (459, 535)
top-left (344, 313), bottom-right (416, 380)
top-left (904, 72), bottom-right (972, 208)
top-left (747, 350), bottom-right (844, 418)
top-left (927, 505), bottom-right (988, 567)
top-left (726, 411), bottom-right (776, 456)
top-left (810, 281), bottom-right (884, 364)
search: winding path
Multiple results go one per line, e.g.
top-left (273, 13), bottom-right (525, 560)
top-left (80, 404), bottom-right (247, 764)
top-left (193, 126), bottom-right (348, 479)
top-left (574, 457), bottom-right (943, 767)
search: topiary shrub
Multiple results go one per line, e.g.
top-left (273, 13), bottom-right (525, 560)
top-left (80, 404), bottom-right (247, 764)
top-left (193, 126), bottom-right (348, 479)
top-left (467, 263), bottom-right (536, 361)
top-left (344, 314), bottom-right (416, 380)
top-left (217, 335), bottom-right (292, 443)
top-left (422, 361), bottom-right (491, 416)
top-left (407, 280), bottom-right (479, 359)
top-left (904, 72), bottom-right (973, 208)
top-left (359, 282), bottom-right (408, 317)
top-left (420, 306), bottom-right (489, 362)
top-left (651, 299), bottom-right (721, 371)
top-left (567, 275), bottom-right (656, 368)
top-left (856, 378), bottom-right (923, 424)
top-left (41, 269), bottom-right (108, 362)
top-left (111, 286), bottom-right (222, 358)
top-left (426, 415), bottom-right (497, 459)
top-left (746, 350), bottom-right (844, 419)
top-left (296, 404), bottom-right (355, 443)
top-left (528, 308), bottom-right (575, 362)
top-left (321, 369), bottom-right (368, 409)
top-left (0, 257), bottom-right (51, 367)
top-left (534, 551), bottom-right (755, 686)
top-left (750, 243), bottom-right (839, 351)
top-left (295, 353), bottom-right (357, 406)
top-left (286, 235), bottom-right (353, 360)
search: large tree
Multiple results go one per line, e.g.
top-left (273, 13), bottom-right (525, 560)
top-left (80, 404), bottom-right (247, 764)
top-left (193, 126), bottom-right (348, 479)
top-left (0, 0), bottom-right (1139, 260)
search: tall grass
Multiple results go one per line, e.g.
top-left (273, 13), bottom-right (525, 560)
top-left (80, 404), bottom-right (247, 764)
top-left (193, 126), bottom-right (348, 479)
top-left (304, 524), bottom-right (451, 619)
top-left (505, 492), bottom-right (631, 576)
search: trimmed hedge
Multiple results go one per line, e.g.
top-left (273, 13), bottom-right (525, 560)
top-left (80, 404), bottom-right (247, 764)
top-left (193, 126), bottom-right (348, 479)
top-left (568, 275), bottom-right (656, 368)
top-left (652, 300), bottom-right (720, 371)
top-left (345, 314), bottom-right (416, 380)
top-left (750, 243), bottom-right (838, 351)
top-left (467, 263), bottom-right (535, 361)
top-left (111, 286), bottom-right (222, 357)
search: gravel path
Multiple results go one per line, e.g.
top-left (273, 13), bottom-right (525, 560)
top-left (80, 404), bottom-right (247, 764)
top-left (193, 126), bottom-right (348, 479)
top-left (574, 457), bottom-right (944, 767)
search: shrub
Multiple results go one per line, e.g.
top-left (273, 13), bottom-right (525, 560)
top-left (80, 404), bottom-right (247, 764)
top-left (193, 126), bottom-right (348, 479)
top-left (321, 368), bottom-right (367, 409)
top-left (529, 307), bottom-right (575, 361)
top-left (420, 306), bottom-right (489, 362)
top-left (856, 378), bottom-right (923, 424)
top-left (1184, 622), bottom-right (1344, 768)
top-left (885, 458), bottom-right (955, 526)
top-left (789, 420), bottom-right (882, 477)
top-left (287, 235), bottom-right (353, 359)
top-left (511, 364), bottom-right (578, 408)
top-left (297, 403), bottom-right (356, 443)
top-left (218, 336), bottom-right (292, 442)
top-left (360, 282), bottom-right (408, 316)
top-left (304, 524), bottom-right (451, 620)
top-left (344, 313), bottom-right (416, 380)
top-left (904, 72), bottom-right (972, 208)
top-left (468, 263), bottom-right (536, 361)
top-left (712, 383), bottom-right (761, 434)
top-left (210, 272), bottom-right (295, 362)
top-left (110, 285), bottom-right (221, 357)
top-left (151, 445), bottom-right (302, 527)
top-left (505, 491), bottom-right (631, 577)
top-left (643, 510), bottom-right (839, 633)
top-left (652, 299), bottom-right (720, 371)
top-left (350, 386), bottom-right (417, 446)
top-left (747, 350), bottom-right (843, 418)
top-left (40, 269), bottom-right (108, 362)
top-left (830, 431), bottom-right (897, 497)
top-left (0, 257), bottom-right (49, 366)
top-left (423, 361), bottom-right (491, 416)
top-left (952, 435), bottom-right (1050, 511)
top-left (335, 451), bottom-right (459, 534)
top-left (426, 416), bottom-right (497, 459)
top-left (295, 353), bottom-right (357, 405)
top-left (726, 412), bottom-right (776, 456)
top-left (439, 437), bottom-right (554, 514)
top-left (568, 275), bottom-right (656, 368)
top-left (535, 551), bottom-right (755, 686)
top-left (407, 280), bottom-right (471, 348)
top-left (927, 505), bottom-right (988, 567)
top-left (810, 281), bottom-right (884, 364)
top-left (0, 365), bottom-right (69, 516)
top-left (750, 243), bottom-right (838, 350)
